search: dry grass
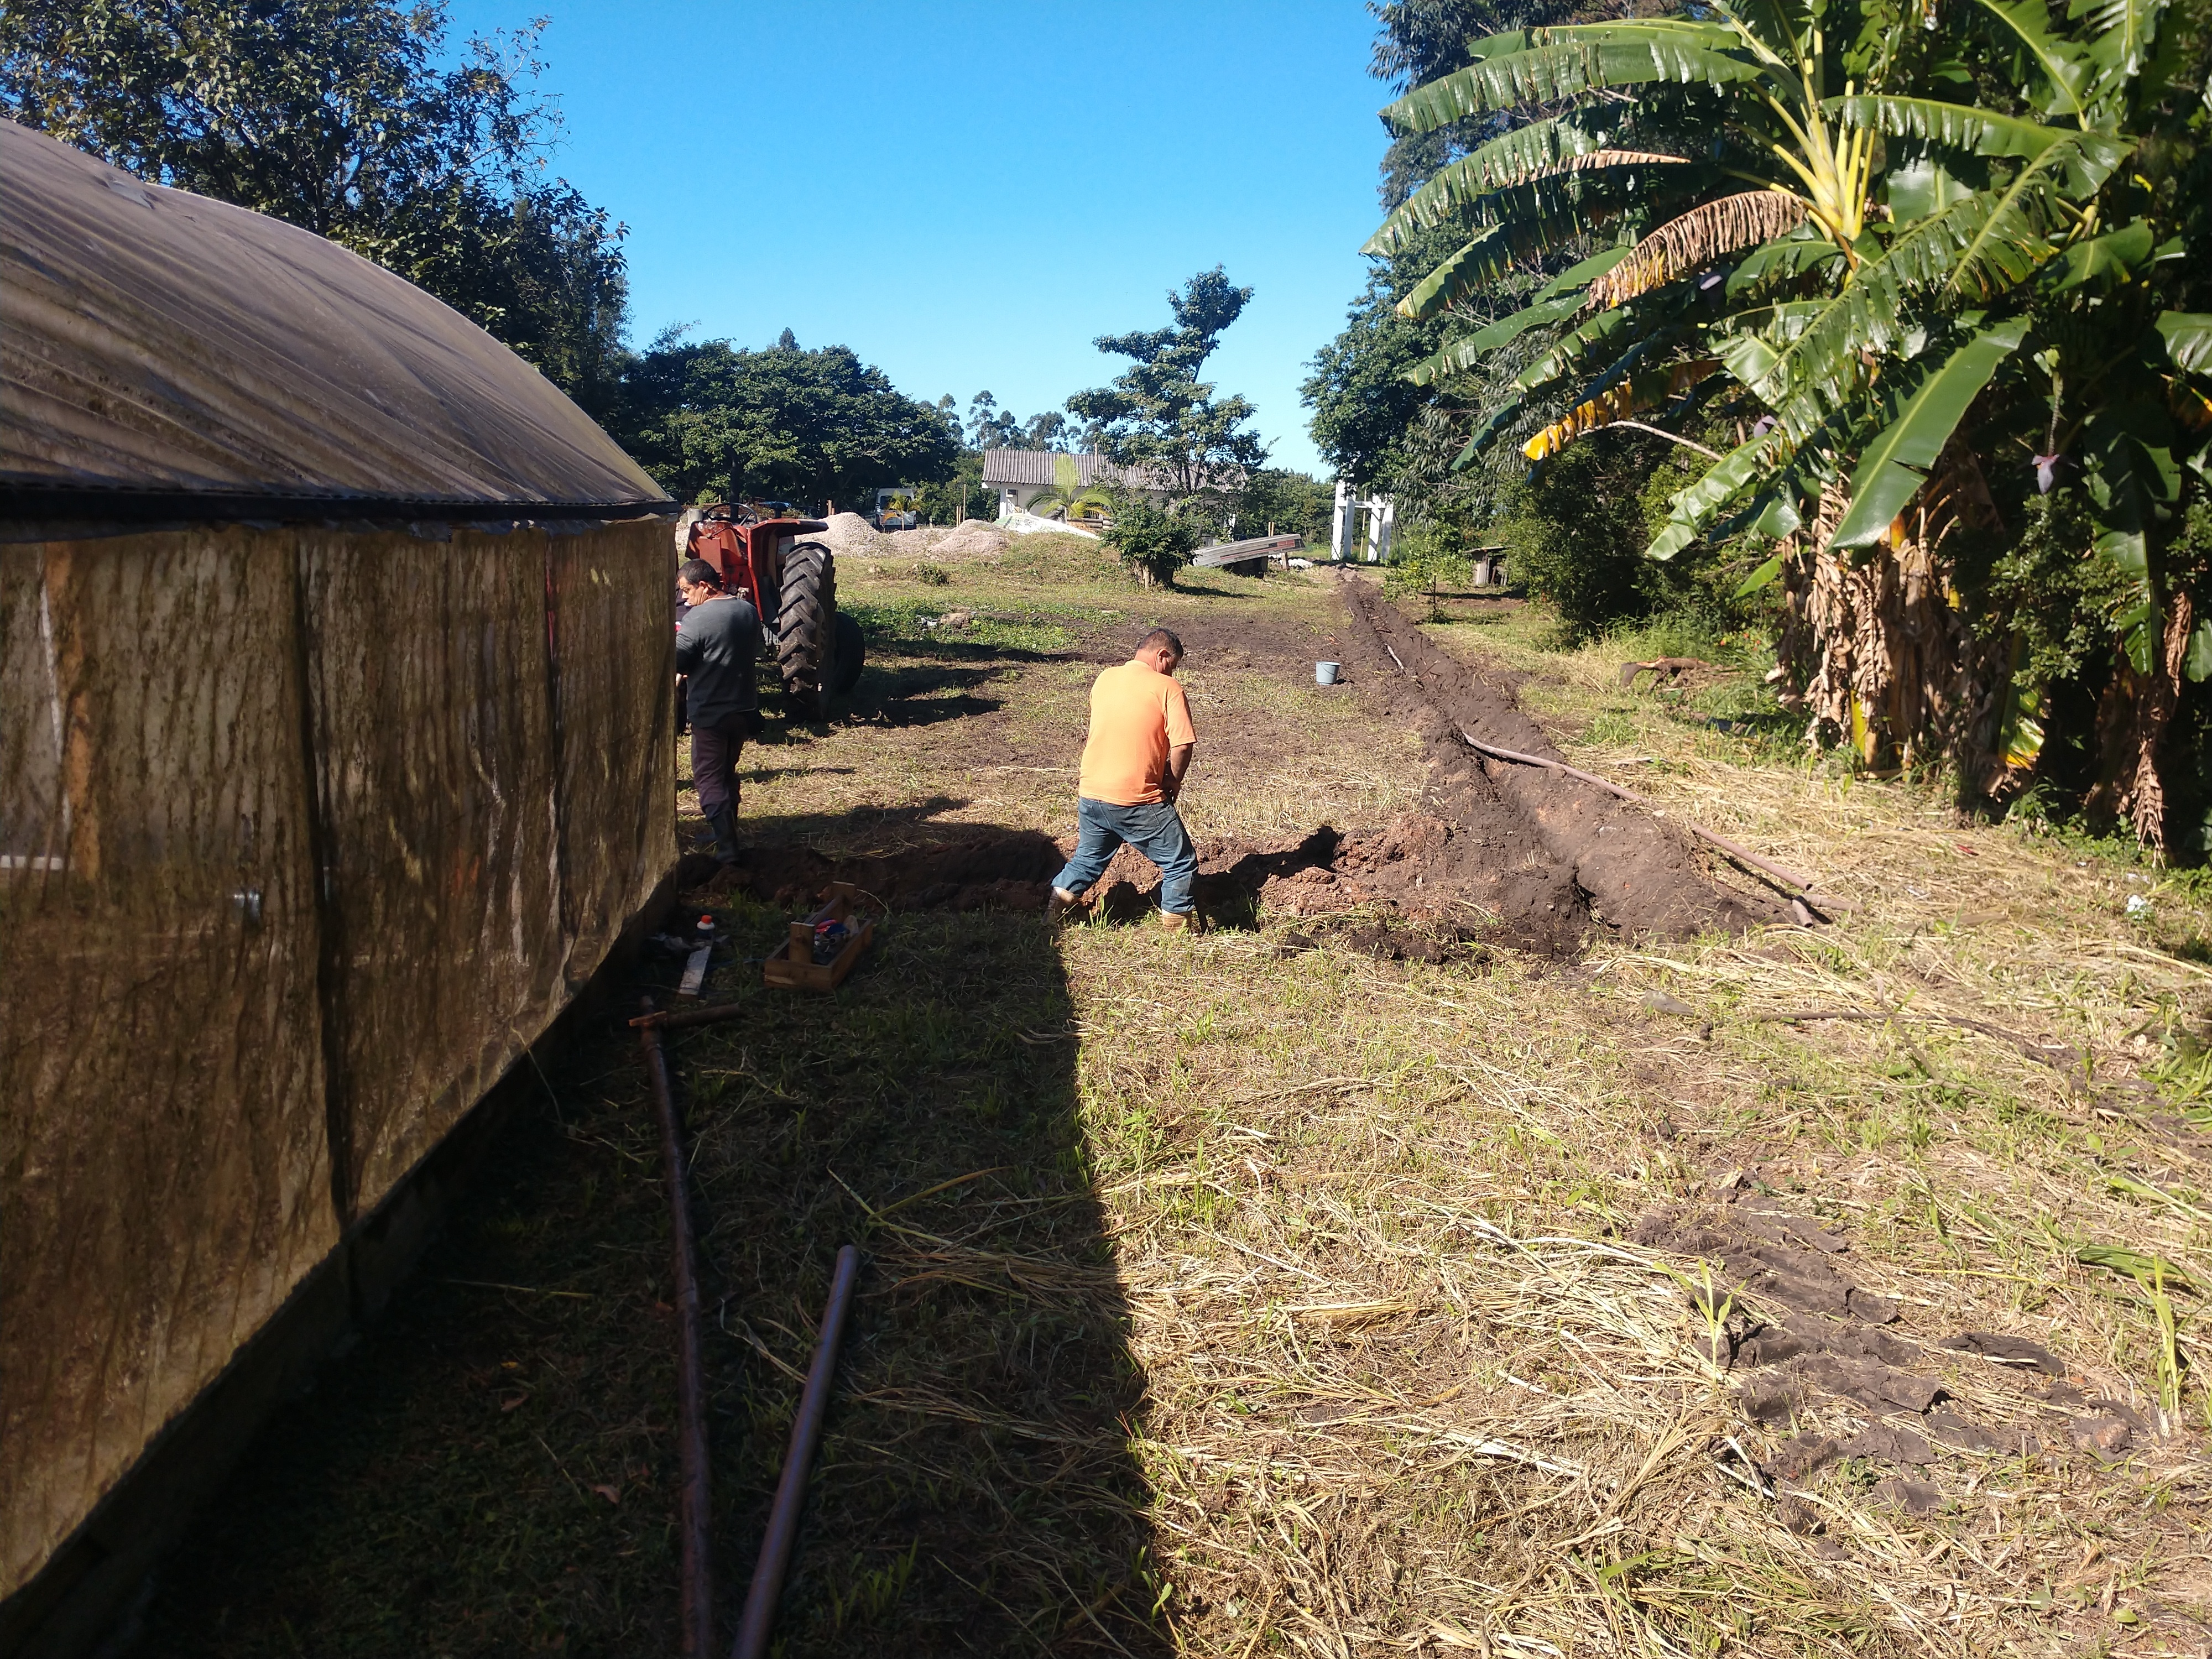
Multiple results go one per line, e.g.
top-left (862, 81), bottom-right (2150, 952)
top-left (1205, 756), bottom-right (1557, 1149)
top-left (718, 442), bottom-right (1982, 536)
top-left (1041, 597), bottom-right (2212, 1655)
top-left (143, 566), bottom-right (2212, 1657)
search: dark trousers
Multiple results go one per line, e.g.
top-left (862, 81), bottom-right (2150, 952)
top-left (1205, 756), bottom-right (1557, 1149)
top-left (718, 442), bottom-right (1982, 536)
top-left (691, 714), bottom-right (747, 821)
top-left (1052, 797), bottom-right (1198, 915)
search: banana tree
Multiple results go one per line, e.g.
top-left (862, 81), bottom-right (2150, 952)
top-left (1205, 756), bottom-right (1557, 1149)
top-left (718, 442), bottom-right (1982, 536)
top-left (1370, 0), bottom-right (2212, 846)
top-left (1025, 452), bottom-right (1115, 525)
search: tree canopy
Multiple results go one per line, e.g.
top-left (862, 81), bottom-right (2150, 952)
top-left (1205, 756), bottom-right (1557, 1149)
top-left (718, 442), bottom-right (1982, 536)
top-left (1353, 0), bottom-right (2212, 849)
top-left (1067, 268), bottom-right (1269, 502)
top-left (0, 0), bottom-right (629, 411)
top-left (612, 331), bottom-right (959, 510)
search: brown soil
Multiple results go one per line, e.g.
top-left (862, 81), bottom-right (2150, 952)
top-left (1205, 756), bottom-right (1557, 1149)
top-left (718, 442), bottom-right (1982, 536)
top-left (672, 577), bottom-right (1777, 954)
top-left (1336, 576), bottom-right (1783, 939)
top-left (1634, 1178), bottom-right (2132, 1513)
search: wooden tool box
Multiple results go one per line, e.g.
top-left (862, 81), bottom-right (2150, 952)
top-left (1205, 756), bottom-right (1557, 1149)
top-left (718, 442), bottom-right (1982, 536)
top-left (763, 882), bottom-right (875, 990)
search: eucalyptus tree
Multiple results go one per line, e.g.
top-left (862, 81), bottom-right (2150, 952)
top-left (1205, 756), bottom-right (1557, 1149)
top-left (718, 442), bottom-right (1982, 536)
top-left (1371, 0), bottom-right (2212, 847)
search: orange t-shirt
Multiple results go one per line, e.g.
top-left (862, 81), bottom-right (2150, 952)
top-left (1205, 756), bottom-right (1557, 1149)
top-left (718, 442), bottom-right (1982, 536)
top-left (1077, 660), bottom-right (1197, 806)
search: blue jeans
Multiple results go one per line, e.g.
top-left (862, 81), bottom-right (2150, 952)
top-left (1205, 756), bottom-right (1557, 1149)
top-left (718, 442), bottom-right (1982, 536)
top-left (1054, 797), bottom-right (1199, 915)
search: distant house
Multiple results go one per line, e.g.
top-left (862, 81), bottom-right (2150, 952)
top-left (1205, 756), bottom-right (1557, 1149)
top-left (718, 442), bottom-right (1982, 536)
top-left (980, 450), bottom-right (1166, 519)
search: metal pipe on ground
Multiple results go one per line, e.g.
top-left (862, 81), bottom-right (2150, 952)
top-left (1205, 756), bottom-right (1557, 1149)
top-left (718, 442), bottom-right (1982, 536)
top-left (638, 999), bottom-right (716, 1658)
top-left (632, 1000), bottom-right (748, 1032)
top-left (732, 1243), bottom-right (862, 1659)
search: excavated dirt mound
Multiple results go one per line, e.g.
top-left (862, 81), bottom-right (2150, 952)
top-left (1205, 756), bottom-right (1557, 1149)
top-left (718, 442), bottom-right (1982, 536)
top-left (1338, 578), bottom-right (1781, 939)
top-left (677, 812), bottom-right (1580, 957)
top-left (1632, 1172), bottom-right (2146, 1541)
top-left (667, 578), bottom-right (1776, 952)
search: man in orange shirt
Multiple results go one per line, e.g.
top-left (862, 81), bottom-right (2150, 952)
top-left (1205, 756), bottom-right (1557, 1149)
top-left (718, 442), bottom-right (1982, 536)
top-left (1048, 628), bottom-right (1200, 931)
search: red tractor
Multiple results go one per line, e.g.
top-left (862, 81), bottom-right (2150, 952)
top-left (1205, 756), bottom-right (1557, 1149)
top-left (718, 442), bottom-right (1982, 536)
top-left (680, 505), bottom-right (864, 717)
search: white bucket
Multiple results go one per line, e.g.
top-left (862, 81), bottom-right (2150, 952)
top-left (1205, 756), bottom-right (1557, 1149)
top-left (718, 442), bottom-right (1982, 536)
top-left (1316, 661), bottom-right (1342, 686)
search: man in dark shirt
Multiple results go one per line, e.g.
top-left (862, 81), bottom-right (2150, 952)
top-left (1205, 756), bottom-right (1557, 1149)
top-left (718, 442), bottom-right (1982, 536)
top-left (674, 557), bottom-right (761, 863)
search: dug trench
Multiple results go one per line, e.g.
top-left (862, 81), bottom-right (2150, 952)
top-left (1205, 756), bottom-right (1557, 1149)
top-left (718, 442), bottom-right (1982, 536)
top-left (679, 576), bottom-right (1782, 957)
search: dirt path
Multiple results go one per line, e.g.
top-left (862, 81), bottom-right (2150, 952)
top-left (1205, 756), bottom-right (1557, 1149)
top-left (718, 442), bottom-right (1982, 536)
top-left (1337, 575), bottom-right (1782, 940)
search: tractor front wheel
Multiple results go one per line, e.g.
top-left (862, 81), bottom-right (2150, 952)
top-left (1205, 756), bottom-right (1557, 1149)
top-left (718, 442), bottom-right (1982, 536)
top-left (776, 540), bottom-right (838, 718)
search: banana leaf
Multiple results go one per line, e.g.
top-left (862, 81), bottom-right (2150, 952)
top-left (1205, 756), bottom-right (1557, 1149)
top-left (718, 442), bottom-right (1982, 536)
top-left (1514, 309), bottom-right (1632, 392)
top-left (1454, 397), bottom-right (1528, 468)
top-left (1733, 551), bottom-right (1787, 595)
top-left (1397, 204), bottom-right (1621, 320)
top-left (1647, 429), bottom-right (1786, 560)
top-left (1407, 295), bottom-right (1584, 384)
top-left (2158, 312), bottom-right (2212, 374)
top-left (1364, 115), bottom-right (1621, 253)
top-left (1382, 34), bottom-right (1760, 132)
top-left (2080, 0), bottom-right (2164, 89)
top-left (2050, 221), bottom-right (2156, 290)
top-left (1829, 320), bottom-right (2029, 550)
top-left (1725, 234), bottom-right (1844, 298)
top-left (1833, 96), bottom-right (2130, 191)
top-left (1405, 246), bottom-right (1643, 383)
top-left (1969, 0), bottom-right (2098, 120)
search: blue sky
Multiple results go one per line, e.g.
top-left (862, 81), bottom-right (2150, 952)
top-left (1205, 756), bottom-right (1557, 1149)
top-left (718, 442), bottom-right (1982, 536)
top-left (443, 1), bottom-right (1390, 477)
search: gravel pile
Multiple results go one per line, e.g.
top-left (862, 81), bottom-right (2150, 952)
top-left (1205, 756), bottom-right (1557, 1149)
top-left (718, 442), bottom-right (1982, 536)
top-left (927, 520), bottom-right (1013, 559)
top-left (814, 512), bottom-right (885, 557)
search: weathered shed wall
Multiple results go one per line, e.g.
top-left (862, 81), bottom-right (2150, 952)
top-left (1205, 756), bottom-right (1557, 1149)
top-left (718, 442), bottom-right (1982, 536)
top-left (0, 518), bottom-right (674, 1606)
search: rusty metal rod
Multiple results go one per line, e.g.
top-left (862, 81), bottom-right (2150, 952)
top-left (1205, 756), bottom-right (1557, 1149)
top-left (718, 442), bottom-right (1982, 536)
top-left (630, 1000), bottom-right (748, 1032)
top-left (639, 999), bottom-right (714, 1658)
top-left (732, 1243), bottom-right (862, 1659)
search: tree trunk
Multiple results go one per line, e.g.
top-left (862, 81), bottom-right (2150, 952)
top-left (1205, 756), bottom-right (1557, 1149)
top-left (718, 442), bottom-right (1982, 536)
top-left (1779, 483), bottom-right (2018, 794)
top-left (2084, 591), bottom-right (2193, 855)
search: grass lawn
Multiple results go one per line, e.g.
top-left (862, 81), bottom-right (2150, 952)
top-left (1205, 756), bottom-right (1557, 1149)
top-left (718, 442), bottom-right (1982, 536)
top-left (140, 541), bottom-right (2212, 1657)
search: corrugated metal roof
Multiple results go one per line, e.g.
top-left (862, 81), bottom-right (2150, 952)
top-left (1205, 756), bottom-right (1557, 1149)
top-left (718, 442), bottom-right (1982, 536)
top-left (980, 450), bottom-right (1129, 487)
top-left (979, 448), bottom-right (1244, 495)
top-left (0, 119), bottom-right (670, 519)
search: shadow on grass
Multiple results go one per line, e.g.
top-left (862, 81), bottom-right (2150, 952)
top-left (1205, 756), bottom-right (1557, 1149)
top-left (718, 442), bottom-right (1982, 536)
top-left (731, 797), bottom-right (978, 851)
top-left (137, 851), bottom-right (1165, 1658)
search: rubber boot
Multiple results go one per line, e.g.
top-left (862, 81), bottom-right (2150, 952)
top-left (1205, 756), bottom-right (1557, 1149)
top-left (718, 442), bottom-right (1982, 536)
top-left (706, 806), bottom-right (742, 866)
top-left (1158, 909), bottom-right (1193, 935)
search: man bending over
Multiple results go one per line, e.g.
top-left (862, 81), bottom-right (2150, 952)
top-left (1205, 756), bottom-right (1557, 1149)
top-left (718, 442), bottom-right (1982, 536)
top-left (675, 557), bottom-right (760, 864)
top-left (1048, 628), bottom-right (1199, 932)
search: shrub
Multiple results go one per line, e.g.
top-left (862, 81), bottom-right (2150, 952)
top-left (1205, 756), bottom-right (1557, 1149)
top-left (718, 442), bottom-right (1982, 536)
top-left (912, 562), bottom-right (950, 586)
top-left (1383, 521), bottom-right (1472, 614)
top-left (1101, 499), bottom-right (1199, 588)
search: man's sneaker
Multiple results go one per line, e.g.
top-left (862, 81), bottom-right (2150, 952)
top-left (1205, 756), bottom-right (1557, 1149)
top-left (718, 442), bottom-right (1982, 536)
top-left (1046, 888), bottom-right (1082, 925)
top-left (1158, 909), bottom-right (1194, 935)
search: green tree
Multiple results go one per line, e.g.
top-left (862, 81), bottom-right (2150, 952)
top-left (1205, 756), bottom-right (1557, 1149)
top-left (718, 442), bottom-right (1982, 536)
top-left (914, 450), bottom-right (994, 525)
top-left (1067, 267), bottom-right (1270, 505)
top-left (1373, 0), bottom-right (2212, 847)
top-left (1234, 468), bottom-right (1338, 545)
top-left (613, 331), bottom-right (959, 510)
top-left (1100, 496), bottom-right (1201, 588)
top-left (0, 0), bottom-right (629, 411)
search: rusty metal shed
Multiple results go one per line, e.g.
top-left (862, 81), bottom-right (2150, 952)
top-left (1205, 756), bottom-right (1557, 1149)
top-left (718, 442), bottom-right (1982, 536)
top-left (0, 117), bottom-right (677, 1656)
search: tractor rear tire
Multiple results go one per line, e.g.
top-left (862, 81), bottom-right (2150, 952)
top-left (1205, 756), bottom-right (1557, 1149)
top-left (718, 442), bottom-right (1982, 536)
top-left (776, 540), bottom-right (837, 718)
top-left (831, 612), bottom-right (865, 695)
